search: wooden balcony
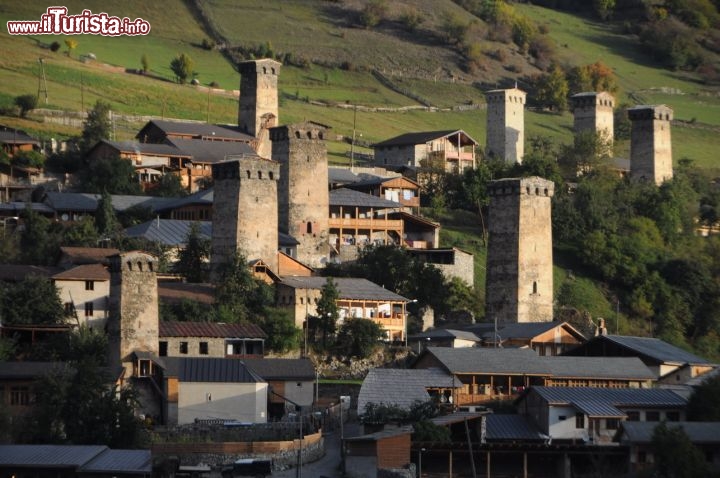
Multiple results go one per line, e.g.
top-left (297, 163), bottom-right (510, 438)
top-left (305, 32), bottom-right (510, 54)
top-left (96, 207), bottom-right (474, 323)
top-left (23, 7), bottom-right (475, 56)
top-left (456, 392), bottom-right (517, 406)
top-left (328, 217), bottom-right (403, 229)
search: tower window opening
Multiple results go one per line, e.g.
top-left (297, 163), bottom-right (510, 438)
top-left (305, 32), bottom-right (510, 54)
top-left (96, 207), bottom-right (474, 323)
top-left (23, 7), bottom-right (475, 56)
top-left (532, 281), bottom-right (538, 294)
top-left (307, 222), bottom-right (313, 234)
top-left (269, 171), bottom-right (274, 180)
top-left (295, 131), bottom-right (301, 139)
top-left (246, 170), bottom-right (251, 179)
top-left (258, 171), bottom-right (263, 179)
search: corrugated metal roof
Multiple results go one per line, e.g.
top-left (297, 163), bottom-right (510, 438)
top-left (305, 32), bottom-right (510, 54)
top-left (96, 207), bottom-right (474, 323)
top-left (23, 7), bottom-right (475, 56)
top-left (0, 129), bottom-right (40, 145)
top-left (0, 201), bottom-right (55, 215)
top-left (279, 276), bottom-right (409, 302)
top-left (423, 347), bottom-right (549, 375)
top-left (155, 188), bottom-right (214, 211)
top-left (571, 400), bottom-right (625, 418)
top-left (44, 192), bottom-right (174, 213)
top-left (97, 139), bottom-right (187, 157)
top-left (328, 167), bottom-right (360, 184)
top-left (164, 357), bottom-right (264, 383)
top-left (358, 368), bottom-right (461, 413)
top-left (602, 335), bottom-right (712, 365)
top-left (139, 120), bottom-right (255, 142)
top-left (0, 444), bottom-right (108, 467)
top-left (620, 421), bottom-right (720, 444)
top-left (373, 130), bottom-right (478, 148)
top-left (79, 449), bottom-right (152, 474)
top-left (329, 188), bottom-right (402, 208)
top-left (159, 321), bottom-right (266, 339)
top-left (430, 411), bottom-right (486, 427)
top-left (481, 322), bottom-right (575, 340)
top-left (410, 328), bottom-right (481, 342)
top-left (242, 358), bottom-right (315, 380)
top-left (52, 263), bottom-right (109, 281)
top-left (528, 387), bottom-right (687, 408)
top-left (485, 414), bottom-right (548, 441)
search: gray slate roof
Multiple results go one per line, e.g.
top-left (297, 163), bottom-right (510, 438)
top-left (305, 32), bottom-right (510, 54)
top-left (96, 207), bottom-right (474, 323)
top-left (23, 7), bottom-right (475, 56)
top-left (242, 358), bottom-right (315, 381)
top-left (328, 167), bottom-right (360, 185)
top-left (163, 357), bottom-right (264, 383)
top-left (279, 276), bottom-right (409, 302)
top-left (481, 321), bottom-right (584, 341)
top-left (43, 192), bottom-right (174, 213)
top-left (95, 139), bottom-right (186, 157)
top-left (358, 368), bottom-right (462, 413)
top-left (0, 444), bottom-right (108, 467)
top-left (619, 421), bottom-right (720, 444)
top-left (410, 328), bottom-right (481, 342)
top-left (124, 218), bottom-right (298, 247)
top-left (154, 188), bottom-right (214, 211)
top-left (601, 335), bottom-right (711, 365)
top-left (79, 449), bottom-right (152, 474)
top-left (0, 201), bottom-right (55, 215)
top-left (0, 129), bottom-right (40, 145)
top-left (544, 356), bottom-right (654, 381)
top-left (329, 188), bottom-right (402, 208)
top-left (485, 414), bottom-right (548, 441)
top-left (0, 362), bottom-right (70, 379)
top-left (422, 347), bottom-right (548, 375)
top-left (125, 219), bottom-right (211, 246)
top-left (166, 138), bottom-right (259, 163)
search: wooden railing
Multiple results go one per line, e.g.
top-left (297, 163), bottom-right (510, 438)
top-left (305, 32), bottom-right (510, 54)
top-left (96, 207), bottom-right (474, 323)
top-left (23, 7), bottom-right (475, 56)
top-left (456, 392), bottom-right (517, 406)
top-left (328, 218), bottom-right (403, 229)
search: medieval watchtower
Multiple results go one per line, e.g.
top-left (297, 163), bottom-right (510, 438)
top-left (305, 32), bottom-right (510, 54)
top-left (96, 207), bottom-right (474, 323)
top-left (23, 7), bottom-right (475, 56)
top-left (271, 122), bottom-right (330, 268)
top-left (629, 105), bottom-right (673, 185)
top-left (107, 251), bottom-right (159, 375)
top-left (211, 156), bottom-right (280, 275)
top-left (485, 87), bottom-right (526, 164)
top-left (571, 91), bottom-right (615, 148)
top-left (238, 58), bottom-right (281, 159)
top-left (485, 177), bottom-right (554, 324)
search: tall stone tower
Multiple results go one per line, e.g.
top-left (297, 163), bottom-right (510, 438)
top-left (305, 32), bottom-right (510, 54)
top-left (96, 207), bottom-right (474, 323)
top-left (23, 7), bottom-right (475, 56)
top-left (107, 251), bottom-right (159, 375)
top-left (271, 122), bottom-right (330, 268)
top-left (571, 91), bottom-right (615, 148)
top-left (238, 58), bottom-right (282, 159)
top-left (211, 156), bottom-right (280, 274)
top-left (485, 87), bottom-right (526, 164)
top-left (485, 177), bottom-right (554, 324)
top-left (629, 105), bottom-right (673, 185)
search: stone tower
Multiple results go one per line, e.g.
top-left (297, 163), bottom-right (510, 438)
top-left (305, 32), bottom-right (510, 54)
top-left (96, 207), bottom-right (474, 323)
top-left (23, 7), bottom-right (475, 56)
top-left (211, 156), bottom-right (280, 274)
top-left (628, 105), bottom-right (673, 186)
top-left (271, 122), bottom-right (330, 268)
top-left (107, 251), bottom-right (159, 375)
top-left (485, 87), bottom-right (526, 164)
top-left (571, 91), bottom-right (615, 148)
top-left (238, 58), bottom-right (282, 159)
top-left (485, 177), bottom-right (554, 324)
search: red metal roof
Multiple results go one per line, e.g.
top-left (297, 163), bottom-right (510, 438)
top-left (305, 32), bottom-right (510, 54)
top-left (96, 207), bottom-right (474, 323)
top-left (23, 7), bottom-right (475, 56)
top-left (159, 321), bottom-right (267, 339)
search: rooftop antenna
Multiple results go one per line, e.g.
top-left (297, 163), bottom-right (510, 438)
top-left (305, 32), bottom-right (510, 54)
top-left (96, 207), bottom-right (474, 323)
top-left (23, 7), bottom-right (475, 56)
top-left (37, 58), bottom-right (48, 104)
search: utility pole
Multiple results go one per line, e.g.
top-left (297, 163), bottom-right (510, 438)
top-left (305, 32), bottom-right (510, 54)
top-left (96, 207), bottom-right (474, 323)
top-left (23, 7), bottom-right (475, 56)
top-left (350, 105), bottom-right (357, 172)
top-left (37, 58), bottom-right (48, 104)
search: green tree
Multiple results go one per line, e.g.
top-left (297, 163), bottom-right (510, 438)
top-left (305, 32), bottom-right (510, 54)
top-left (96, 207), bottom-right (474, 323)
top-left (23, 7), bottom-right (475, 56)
top-left (559, 130), bottom-right (613, 177)
top-left (63, 217), bottom-right (100, 247)
top-left (687, 371), bottom-right (720, 420)
top-left (359, 0), bottom-right (388, 28)
top-left (19, 206), bottom-right (62, 265)
top-left (441, 12), bottom-right (472, 45)
top-left (335, 317), bottom-right (384, 358)
top-left (0, 275), bottom-right (65, 325)
top-left (650, 422), bottom-right (709, 478)
top-left (78, 155), bottom-right (141, 195)
top-left (214, 251), bottom-right (272, 322)
top-left (14, 94), bottom-right (37, 117)
top-left (152, 173), bottom-right (187, 197)
top-left (176, 222), bottom-right (210, 283)
top-left (94, 189), bottom-right (121, 238)
top-left (315, 277), bottom-right (340, 350)
top-left (532, 65), bottom-right (569, 111)
top-left (259, 307), bottom-right (300, 353)
top-left (64, 39), bottom-right (78, 57)
top-left (12, 150), bottom-right (45, 169)
top-left (81, 100), bottom-right (112, 153)
top-left (593, 0), bottom-right (616, 20)
top-left (170, 53), bottom-right (194, 84)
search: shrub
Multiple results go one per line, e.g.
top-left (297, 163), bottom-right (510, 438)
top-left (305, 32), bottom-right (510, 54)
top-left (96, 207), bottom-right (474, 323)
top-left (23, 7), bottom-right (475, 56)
top-left (201, 38), bottom-right (215, 50)
top-left (13, 94), bottom-right (37, 118)
top-left (359, 0), bottom-right (388, 28)
top-left (50, 41), bottom-right (61, 52)
top-left (399, 7), bottom-right (424, 32)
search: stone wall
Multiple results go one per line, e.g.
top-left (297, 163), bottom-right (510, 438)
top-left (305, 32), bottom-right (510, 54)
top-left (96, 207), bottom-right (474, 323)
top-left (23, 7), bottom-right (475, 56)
top-left (238, 59), bottom-right (281, 159)
top-left (486, 177), bottom-right (554, 324)
top-left (272, 122), bottom-right (330, 268)
top-left (211, 158), bottom-right (279, 274)
top-left (629, 105), bottom-right (673, 185)
top-left (485, 88), bottom-right (526, 164)
top-left (571, 92), bottom-right (615, 148)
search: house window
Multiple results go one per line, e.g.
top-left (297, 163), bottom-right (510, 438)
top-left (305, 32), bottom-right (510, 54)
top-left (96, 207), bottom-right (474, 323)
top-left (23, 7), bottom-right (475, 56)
top-left (606, 419), bottom-right (619, 430)
top-left (85, 302), bottom-right (94, 317)
top-left (64, 302), bottom-right (74, 315)
top-left (638, 451), bottom-right (647, 464)
top-left (665, 411), bottom-right (680, 422)
top-left (85, 280), bottom-right (94, 291)
top-left (199, 342), bottom-right (209, 355)
top-left (10, 386), bottom-right (30, 406)
top-left (180, 342), bottom-right (188, 354)
top-left (558, 415), bottom-right (567, 421)
top-left (159, 341), bottom-right (167, 357)
top-left (646, 411), bottom-right (660, 422)
top-left (575, 412), bottom-right (585, 429)
top-left (627, 411), bottom-right (640, 421)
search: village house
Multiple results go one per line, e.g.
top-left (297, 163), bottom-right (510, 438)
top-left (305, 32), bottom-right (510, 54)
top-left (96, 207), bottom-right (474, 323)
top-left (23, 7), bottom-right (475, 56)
top-left (241, 358), bottom-right (316, 417)
top-left (52, 263), bottom-right (110, 330)
top-left (0, 362), bottom-right (70, 420)
top-left (516, 386), bottom-right (688, 445)
top-left (563, 334), bottom-right (716, 383)
top-left (373, 130), bottom-right (478, 172)
top-left (338, 175), bottom-right (421, 213)
top-left (343, 426), bottom-right (414, 478)
top-left (615, 421), bottom-right (720, 474)
top-left (407, 247), bottom-right (475, 287)
top-left (412, 347), bottom-right (655, 405)
top-left (158, 321), bottom-right (266, 359)
top-left (276, 276), bottom-right (410, 342)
